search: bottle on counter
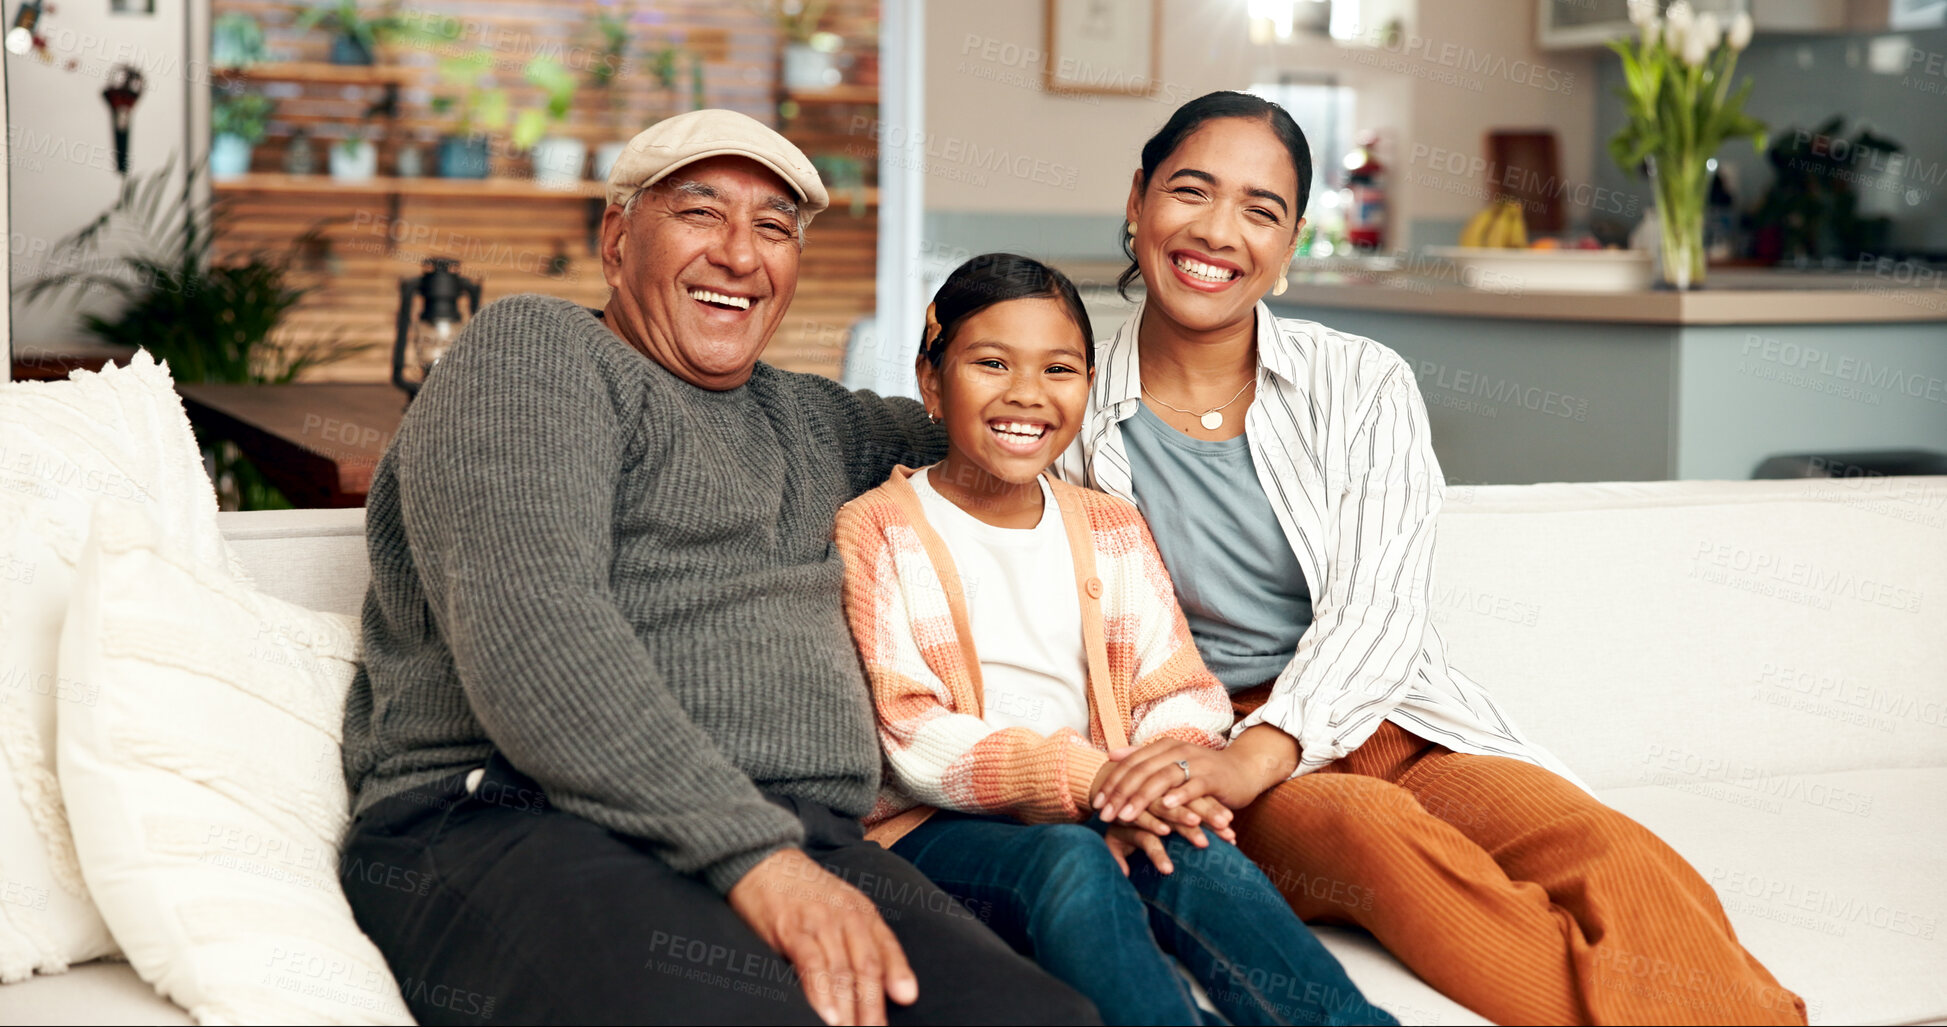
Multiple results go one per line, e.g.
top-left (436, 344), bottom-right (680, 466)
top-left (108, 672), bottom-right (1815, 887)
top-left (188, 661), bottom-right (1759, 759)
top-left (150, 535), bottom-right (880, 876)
top-left (1343, 131), bottom-right (1386, 252)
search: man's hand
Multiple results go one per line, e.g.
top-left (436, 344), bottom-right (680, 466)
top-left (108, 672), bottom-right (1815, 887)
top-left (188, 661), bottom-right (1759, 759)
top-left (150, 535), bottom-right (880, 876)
top-left (727, 849), bottom-right (918, 1026)
top-left (1104, 824), bottom-right (1175, 876)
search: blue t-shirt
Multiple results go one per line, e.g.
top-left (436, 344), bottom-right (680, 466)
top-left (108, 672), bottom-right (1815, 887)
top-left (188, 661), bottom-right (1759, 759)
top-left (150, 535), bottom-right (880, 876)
top-left (1122, 403), bottom-right (1312, 692)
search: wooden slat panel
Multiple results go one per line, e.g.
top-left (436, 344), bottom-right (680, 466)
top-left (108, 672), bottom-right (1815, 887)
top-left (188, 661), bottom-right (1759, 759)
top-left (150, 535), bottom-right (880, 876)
top-left (214, 0), bottom-right (879, 383)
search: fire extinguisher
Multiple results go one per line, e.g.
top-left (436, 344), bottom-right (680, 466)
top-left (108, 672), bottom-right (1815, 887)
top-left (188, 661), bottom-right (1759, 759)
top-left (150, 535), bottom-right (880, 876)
top-left (1344, 132), bottom-right (1386, 252)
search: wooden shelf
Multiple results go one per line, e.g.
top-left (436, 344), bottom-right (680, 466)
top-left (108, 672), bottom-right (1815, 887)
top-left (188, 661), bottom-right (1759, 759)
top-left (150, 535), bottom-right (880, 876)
top-left (214, 173), bottom-right (606, 200)
top-left (215, 61), bottom-right (418, 86)
top-left (784, 85), bottom-right (879, 105)
top-left (214, 174), bottom-right (875, 207)
top-left (823, 186), bottom-right (880, 208)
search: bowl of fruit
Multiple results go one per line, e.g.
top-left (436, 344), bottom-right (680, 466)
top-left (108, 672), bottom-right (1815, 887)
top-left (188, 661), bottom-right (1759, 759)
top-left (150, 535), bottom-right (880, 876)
top-left (1426, 200), bottom-right (1653, 293)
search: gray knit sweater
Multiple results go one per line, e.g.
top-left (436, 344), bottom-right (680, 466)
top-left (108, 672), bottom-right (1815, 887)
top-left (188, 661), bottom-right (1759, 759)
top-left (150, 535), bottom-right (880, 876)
top-left (341, 293), bottom-right (944, 893)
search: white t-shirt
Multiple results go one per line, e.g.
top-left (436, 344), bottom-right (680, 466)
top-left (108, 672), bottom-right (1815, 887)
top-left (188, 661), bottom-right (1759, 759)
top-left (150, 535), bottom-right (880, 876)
top-left (909, 467), bottom-right (1092, 738)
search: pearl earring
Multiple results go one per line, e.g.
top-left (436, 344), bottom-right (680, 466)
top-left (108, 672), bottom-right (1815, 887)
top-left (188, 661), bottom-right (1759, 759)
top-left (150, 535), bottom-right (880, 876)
top-left (1272, 260), bottom-right (1292, 297)
top-left (1126, 222), bottom-right (1136, 237)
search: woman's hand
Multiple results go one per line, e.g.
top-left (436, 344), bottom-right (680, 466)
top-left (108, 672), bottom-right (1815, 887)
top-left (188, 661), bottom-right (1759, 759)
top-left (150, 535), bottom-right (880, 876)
top-left (1103, 824), bottom-right (1176, 876)
top-left (1094, 727), bottom-right (1300, 826)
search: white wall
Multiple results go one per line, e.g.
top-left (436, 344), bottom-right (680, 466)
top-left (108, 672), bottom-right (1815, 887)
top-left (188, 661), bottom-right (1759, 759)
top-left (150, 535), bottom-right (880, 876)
top-left (921, 0), bottom-right (1597, 246)
top-left (8, 0), bottom-right (197, 349)
top-left (1405, 0), bottom-right (1597, 228)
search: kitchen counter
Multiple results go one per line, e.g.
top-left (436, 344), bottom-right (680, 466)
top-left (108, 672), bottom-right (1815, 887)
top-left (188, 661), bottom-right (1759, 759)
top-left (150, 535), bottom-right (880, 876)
top-left (1279, 267), bottom-right (1947, 325)
top-left (1055, 260), bottom-right (1947, 326)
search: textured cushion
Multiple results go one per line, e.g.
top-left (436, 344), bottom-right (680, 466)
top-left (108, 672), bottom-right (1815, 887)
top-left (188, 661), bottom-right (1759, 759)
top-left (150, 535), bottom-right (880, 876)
top-left (0, 354), bottom-right (234, 981)
top-left (1429, 477), bottom-right (1947, 790)
top-left (55, 501), bottom-right (410, 1024)
top-left (1602, 767), bottom-right (1947, 1027)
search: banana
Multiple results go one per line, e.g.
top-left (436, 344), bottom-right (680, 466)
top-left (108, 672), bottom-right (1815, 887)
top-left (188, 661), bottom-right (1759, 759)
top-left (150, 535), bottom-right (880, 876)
top-left (1484, 202), bottom-right (1513, 248)
top-left (1506, 203), bottom-right (1528, 249)
top-left (1459, 206), bottom-right (1497, 249)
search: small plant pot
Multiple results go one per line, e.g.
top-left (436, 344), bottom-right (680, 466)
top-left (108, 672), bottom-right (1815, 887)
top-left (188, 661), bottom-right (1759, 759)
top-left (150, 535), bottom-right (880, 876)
top-left (783, 43), bottom-right (841, 90)
top-left (330, 140), bottom-right (377, 183)
top-left (210, 133), bottom-right (253, 180)
top-left (438, 135), bottom-right (492, 179)
top-left (591, 140), bottom-right (629, 182)
top-left (530, 136), bottom-right (587, 189)
top-left (329, 33), bottom-right (374, 66)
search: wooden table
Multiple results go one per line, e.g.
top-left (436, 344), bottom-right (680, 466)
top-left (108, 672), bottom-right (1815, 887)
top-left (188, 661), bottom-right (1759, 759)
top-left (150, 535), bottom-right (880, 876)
top-left (177, 383), bottom-right (406, 508)
top-left (10, 342), bottom-right (138, 381)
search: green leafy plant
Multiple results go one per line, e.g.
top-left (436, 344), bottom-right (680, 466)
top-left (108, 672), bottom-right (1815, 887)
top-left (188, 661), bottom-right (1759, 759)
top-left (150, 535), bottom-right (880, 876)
top-left (212, 12), bottom-right (269, 68)
top-left (646, 43), bottom-right (705, 114)
top-left (431, 49), bottom-right (509, 138)
top-left (760, 0), bottom-right (836, 47)
top-left (293, 0), bottom-right (426, 57)
top-left (1748, 117), bottom-right (1902, 262)
top-left (15, 159), bottom-right (368, 508)
top-left (1607, 0), bottom-right (1766, 287)
top-left (212, 89), bottom-right (274, 144)
top-left (589, 6), bottom-right (631, 91)
top-left (513, 57), bottom-right (579, 150)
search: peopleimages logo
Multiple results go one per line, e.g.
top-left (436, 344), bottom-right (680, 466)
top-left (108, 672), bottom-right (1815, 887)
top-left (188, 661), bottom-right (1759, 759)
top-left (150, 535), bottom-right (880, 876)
top-left (1740, 334), bottom-right (1947, 405)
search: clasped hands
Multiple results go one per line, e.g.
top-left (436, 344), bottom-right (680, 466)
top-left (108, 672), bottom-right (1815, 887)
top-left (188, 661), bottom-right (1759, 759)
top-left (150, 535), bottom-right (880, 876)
top-left (1088, 737), bottom-right (1278, 877)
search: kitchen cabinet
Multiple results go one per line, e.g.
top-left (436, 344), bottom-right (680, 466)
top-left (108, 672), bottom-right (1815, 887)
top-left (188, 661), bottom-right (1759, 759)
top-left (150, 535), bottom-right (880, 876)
top-left (1537, 0), bottom-right (1746, 50)
top-left (1534, 0), bottom-right (1922, 49)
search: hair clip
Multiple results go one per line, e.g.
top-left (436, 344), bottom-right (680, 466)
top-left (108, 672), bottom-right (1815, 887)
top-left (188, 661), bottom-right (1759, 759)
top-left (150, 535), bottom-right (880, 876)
top-left (923, 301), bottom-right (943, 348)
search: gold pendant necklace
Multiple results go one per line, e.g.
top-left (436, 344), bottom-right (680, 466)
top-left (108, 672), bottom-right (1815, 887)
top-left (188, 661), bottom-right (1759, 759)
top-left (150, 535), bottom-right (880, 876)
top-left (1142, 376), bottom-right (1254, 431)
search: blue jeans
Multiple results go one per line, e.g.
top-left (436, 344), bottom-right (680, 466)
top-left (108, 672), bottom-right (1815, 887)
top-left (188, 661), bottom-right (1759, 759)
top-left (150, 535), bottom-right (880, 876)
top-left (891, 812), bottom-right (1396, 1027)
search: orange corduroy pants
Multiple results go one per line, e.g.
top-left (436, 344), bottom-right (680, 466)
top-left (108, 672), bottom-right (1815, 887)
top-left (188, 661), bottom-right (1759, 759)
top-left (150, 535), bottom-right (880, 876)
top-left (1229, 690), bottom-right (1807, 1026)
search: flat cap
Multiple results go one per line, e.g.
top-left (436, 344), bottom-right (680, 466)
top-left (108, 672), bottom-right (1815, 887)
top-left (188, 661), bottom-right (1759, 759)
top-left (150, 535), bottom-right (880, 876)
top-left (604, 109), bottom-right (829, 219)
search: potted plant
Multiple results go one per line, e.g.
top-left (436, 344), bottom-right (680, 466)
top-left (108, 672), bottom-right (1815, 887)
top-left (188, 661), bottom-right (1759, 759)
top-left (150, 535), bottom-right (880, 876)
top-left (212, 12), bottom-right (268, 69)
top-left (16, 158), bottom-right (367, 508)
top-left (766, 0), bottom-right (844, 90)
top-left (330, 124), bottom-right (377, 182)
top-left (293, 0), bottom-right (418, 66)
top-left (588, 5), bottom-right (634, 181)
top-left (514, 57), bottom-right (584, 188)
top-left (1608, 1), bottom-right (1765, 289)
top-left (431, 49), bottom-right (507, 178)
top-left (211, 88), bottom-right (273, 180)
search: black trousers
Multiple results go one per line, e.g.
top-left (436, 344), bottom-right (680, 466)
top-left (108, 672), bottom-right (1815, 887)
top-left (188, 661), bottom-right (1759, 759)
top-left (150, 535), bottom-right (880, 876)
top-left (340, 754), bottom-right (1100, 1026)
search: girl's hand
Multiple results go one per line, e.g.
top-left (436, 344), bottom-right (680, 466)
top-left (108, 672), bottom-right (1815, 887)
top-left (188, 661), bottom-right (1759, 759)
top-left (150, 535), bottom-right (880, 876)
top-left (1103, 824), bottom-right (1174, 876)
top-left (1093, 741), bottom-right (1268, 827)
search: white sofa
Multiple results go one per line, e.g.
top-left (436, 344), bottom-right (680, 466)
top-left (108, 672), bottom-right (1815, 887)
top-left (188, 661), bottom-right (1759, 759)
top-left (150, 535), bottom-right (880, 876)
top-left (4, 476), bottom-right (1943, 1026)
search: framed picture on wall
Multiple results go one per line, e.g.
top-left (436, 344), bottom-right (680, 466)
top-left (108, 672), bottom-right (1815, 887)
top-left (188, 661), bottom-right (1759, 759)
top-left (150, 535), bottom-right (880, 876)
top-left (1043, 0), bottom-right (1158, 96)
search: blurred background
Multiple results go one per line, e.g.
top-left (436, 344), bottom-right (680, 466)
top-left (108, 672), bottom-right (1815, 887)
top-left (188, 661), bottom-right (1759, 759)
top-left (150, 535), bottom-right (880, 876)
top-left (8, 0), bottom-right (1945, 507)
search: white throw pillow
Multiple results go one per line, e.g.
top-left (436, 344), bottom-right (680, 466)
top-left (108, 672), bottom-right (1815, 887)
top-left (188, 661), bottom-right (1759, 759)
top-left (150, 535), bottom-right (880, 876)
top-left (0, 352), bottom-right (235, 981)
top-left (56, 500), bottom-right (412, 1025)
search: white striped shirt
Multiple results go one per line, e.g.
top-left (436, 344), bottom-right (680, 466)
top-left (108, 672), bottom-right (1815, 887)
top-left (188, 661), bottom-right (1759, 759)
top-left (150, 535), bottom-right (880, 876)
top-left (1054, 300), bottom-right (1582, 785)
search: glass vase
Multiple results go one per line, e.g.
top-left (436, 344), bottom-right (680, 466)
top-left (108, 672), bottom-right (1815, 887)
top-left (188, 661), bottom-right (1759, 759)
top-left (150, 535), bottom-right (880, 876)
top-left (1647, 154), bottom-right (1708, 290)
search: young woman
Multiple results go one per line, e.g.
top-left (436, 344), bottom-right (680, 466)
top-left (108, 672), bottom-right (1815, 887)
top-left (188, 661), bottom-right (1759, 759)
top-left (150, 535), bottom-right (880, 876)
top-left (835, 253), bottom-right (1394, 1027)
top-left (1056, 91), bottom-right (1807, 1026)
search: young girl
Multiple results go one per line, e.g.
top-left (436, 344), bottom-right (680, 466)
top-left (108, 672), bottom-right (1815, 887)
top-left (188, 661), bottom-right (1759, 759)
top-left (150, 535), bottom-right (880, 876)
top-left (835, 253), bottom-right (1394, 1027)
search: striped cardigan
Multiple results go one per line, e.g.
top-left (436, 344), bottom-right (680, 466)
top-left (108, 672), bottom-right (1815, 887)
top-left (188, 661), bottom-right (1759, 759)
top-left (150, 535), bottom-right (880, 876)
top-left (835, 466), bottom-right (1234, 845)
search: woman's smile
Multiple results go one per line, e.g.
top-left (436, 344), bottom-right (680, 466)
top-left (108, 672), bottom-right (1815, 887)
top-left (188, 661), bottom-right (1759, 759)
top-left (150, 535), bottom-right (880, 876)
top-left (1168, 249), bottom-right (1245, 291)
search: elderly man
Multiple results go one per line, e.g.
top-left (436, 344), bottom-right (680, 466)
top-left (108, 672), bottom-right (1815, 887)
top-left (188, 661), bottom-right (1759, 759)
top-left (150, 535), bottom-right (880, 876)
top-left (338, 111), bottom-right (1098, 1026)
